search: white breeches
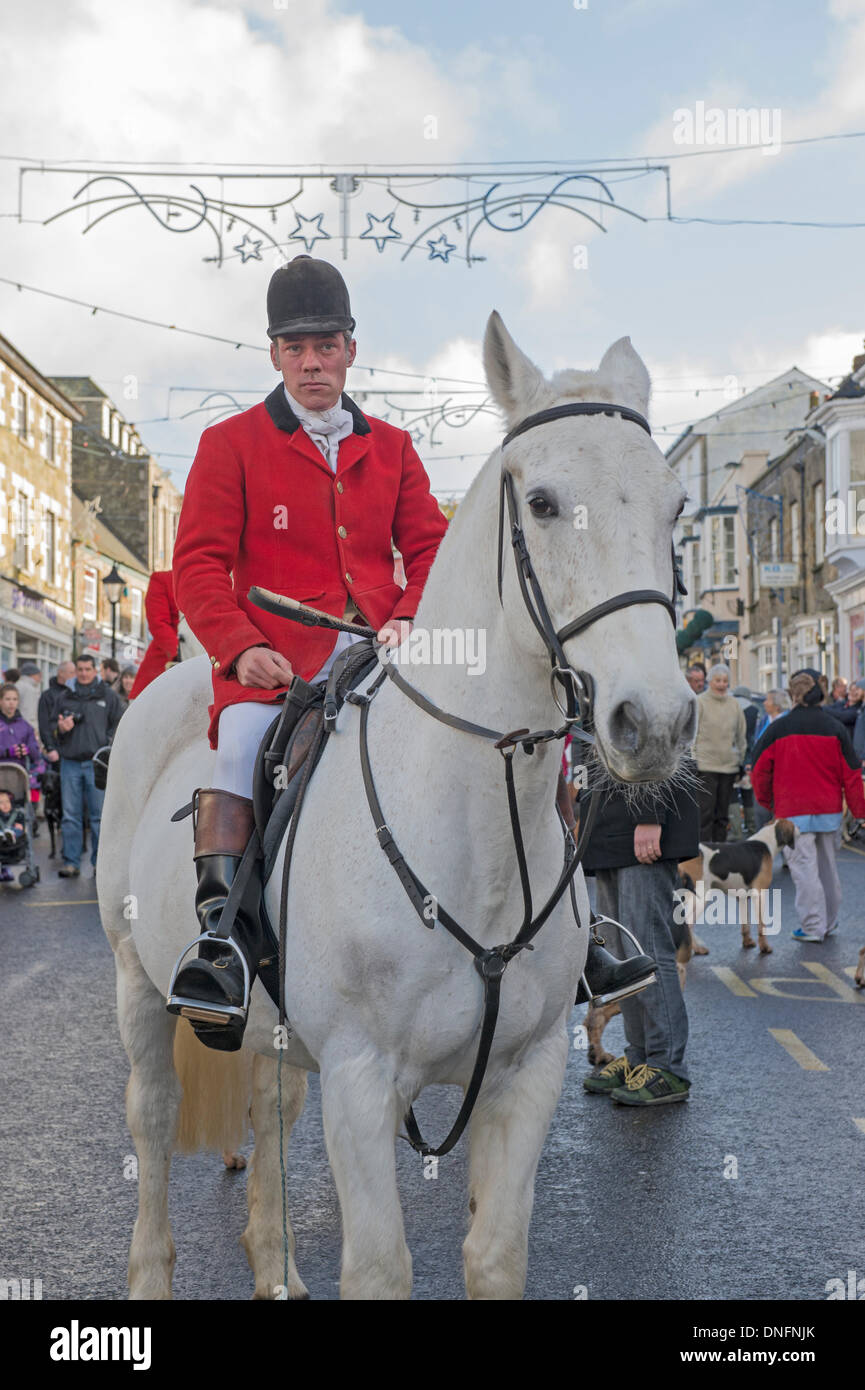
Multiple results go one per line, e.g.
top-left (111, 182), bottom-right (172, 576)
top-left (211, 631), bottom-right (363, 799)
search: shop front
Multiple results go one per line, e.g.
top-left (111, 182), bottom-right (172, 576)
top-left (0, 579), bottom-right (75, 679)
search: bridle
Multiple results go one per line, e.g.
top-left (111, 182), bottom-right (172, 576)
top-left (343, 400), bottom-right (688, 1157)
top-left (497, 401), bottom-right (686, 732)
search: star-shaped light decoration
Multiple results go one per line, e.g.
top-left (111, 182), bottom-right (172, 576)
top-left (360, 211), bottom-right (401, 253)
top-left (79, 495), bottom-right (103, 545)
top-left (427, 233), bottom-right (456, 263)
top-left (234, 233), bottom-right (263, 263)
top-left (288, 212), bottom-right (331, 252)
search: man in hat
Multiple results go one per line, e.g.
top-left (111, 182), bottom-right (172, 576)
top-left (168, 256), bottom-right (449, 1048)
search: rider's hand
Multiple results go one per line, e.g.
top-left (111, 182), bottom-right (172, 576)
top-left (634, 823), bottom-right (662, 864)
top-left (46, 750), bottom-right (59, 763)
top-left (57, 715), bottom-right (75, 734)
top-left (234, 645), bottom-right (294, 689)
top-left (377, 619), bottom-right (413, 649)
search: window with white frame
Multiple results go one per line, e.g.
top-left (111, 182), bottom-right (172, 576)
top-left (13, 386), bottom-right (28, 440)
top-left (83, 567), bottom-right (98, 621)
top-left (769, 516), bottom-right (779, 562)
top-left (101, 401), bottom-right (111, 437)
top-left (131, 587), bottom-right (142, 638)
top-left (710, 515), bottom-right (737, 586)
top-left (111, 414), bottom-right (120, 447)
top-left (828, 434), bottom-right (841, 497)
top-left (14, 493), bottom-right (29, 567)
top-left (790, 500), bottom-right (800, 565)
top-left (43, 411), bottom-right (56, 463)
top-left (849, 430), bottom-right (865, 498)
top-left (814, 481), bottom-right (825, 564)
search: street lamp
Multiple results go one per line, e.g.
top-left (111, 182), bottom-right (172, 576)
top-left (102, 564), bottom-right (123, 659)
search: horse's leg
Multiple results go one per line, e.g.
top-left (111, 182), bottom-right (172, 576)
top-left (320, 1051), bottom-right (412, 1300)
top-left (240, 1054), bottom-right (309, 1300)
top-left (463, 1027), bottom-right (568, 1300)
top-left (115, 934), bottom-right (181, 1300)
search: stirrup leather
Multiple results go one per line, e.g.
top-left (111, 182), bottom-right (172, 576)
top-left (166, 931), bottom-right (251, 1024)
top-left (579, 913), bottom-right (657, 1007)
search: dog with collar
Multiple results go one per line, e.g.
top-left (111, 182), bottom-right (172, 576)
top-left (677, 819), bottom-right (797, 956)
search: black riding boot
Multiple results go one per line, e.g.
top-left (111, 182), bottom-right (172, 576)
top-left (575, 936), bottom-right (657, 1006)
top-left (167, 789), bottom-right (265, 1052)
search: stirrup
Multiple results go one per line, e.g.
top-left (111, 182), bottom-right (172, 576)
top-left (166, 931), bottom-right (251, 1024)
top-left (580, 914), bottom-right (657, 1007)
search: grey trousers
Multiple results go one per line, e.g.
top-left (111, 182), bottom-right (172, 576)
top-left (782, 831), bottom-right (841, 939)
top-left (594, 860), bottom-right (690, 1083)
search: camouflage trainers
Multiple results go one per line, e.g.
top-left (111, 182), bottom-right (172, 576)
top-left (610, 1064), bottom-right (690, 1106)
top-left (583, 1055), bottom-right (632, 1095)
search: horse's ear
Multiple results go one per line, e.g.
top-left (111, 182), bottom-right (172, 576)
top-left (597, 336), bottom-right (651, 417)
top-left (483, 311), bottom-right (549, 425)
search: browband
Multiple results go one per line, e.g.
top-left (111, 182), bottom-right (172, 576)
top-left (502, 401), bottom-right (651, 448)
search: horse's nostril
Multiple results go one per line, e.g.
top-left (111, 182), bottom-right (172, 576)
top-left (608, 699), bottom-right (648, 753)
top-left (674, 698), bottom-right (697, 745)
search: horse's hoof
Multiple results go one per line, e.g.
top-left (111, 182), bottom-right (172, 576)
top-left (222, 1150), bottom-right (247, 1170)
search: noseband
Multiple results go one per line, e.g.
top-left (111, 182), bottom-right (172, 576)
top-left (497, 401), bottom-right (687, 730)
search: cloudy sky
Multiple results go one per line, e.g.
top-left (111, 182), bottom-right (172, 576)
top-left (2, 0), bottom-right (864, 495)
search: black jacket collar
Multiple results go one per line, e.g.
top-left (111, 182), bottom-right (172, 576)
top-left (264, 385), bottom-right (371, 437)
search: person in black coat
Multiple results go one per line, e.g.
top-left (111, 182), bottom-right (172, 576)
top-left (55, 654), bottom-right (123, 878)
top-left (579, 762), bottom-right (700, 1106)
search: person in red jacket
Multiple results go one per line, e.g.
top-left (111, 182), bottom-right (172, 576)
top-left (129, 570), bottom-right (180, 698)
top-left (168, 256), bottom-right (448, 1048)
top-left (751, 667), bottom-right (865, 943)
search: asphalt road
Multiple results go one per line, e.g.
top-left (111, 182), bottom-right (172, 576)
top-left (2, 829), bottom-right (865, 1302)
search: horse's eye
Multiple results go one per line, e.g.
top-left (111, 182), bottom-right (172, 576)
top-left (528, 493), bottom-right (558, 519)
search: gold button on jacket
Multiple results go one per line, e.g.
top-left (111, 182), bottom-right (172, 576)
top-left (338, 525), bottom-right (347, 538)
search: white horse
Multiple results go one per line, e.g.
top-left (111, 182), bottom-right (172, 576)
top-left (98, 314), bottom-right (694, 1300)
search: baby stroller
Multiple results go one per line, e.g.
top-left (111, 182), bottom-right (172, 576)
top-left (0, 755), bottom-right (40, 888)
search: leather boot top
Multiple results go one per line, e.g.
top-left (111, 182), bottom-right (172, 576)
top-left (193, 788), bottom-right (255, 858)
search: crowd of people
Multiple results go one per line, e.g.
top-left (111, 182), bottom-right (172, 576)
top-left (575, 655), bottom-right (865, 1108)
top-left (0, 655), bottom-right (134, 879)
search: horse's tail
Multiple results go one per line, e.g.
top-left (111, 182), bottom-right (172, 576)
top-left (173, 1019), bottom-right (254, 1154)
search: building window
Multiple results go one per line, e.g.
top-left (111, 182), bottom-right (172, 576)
top-left (43, 411), bottom-right (56, 462)
top-left (849, 430), bottom-right (865, 497)
top-left (828, 434), bottom-right (841, 497)
top-left (14, 494), bottom-right (29, 568)
top-left (814, 481), bottom-right (825, 565)
top-left (769, 516), bottom-right (779, 562)
top-left (83, 567), bottom-right (98, 621)
top-left (44, 511), bottom-right (57, 586)
top-left (111, 414), bottom-right (121, 447)
top-left (790, 499), bottom-right (800, 565)
top-left (13, 387), bottom-right (29, 440)
top-left (131, 587), bottom-right (142, 638)
top-left (710, 515), bottom-right (737, 587)
top-left (102, 402), bottom-right (111, 438)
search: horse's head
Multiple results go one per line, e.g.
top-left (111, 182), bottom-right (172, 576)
top-left (484, 311), bottom-right (695, 784)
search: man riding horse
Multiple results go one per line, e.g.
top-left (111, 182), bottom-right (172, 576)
top-left (168, 255), bottom-right (651, 1050)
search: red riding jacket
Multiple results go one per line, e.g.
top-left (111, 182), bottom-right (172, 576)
top-left (130, 570), bottom-right (179, 698)
top-left (173, 386), bottom-right (448, 747)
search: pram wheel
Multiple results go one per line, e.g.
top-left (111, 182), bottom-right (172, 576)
top-left (19, 869), bottom-right (37, 888)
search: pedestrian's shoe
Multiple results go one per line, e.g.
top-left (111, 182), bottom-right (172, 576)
top-left (791, 927), bottom-right (824, 943)
top-left (583, 1054), bottom-right (632, 1095)
top-left (58, 864), bottom-right (80, 877)
top-left (0, 866), bottom-right (13, 882)
top-left (575, 936), bottom-right (657, 1007)
top-left (166, 790), bottom-right (265, 1053)
top-left (610, 1064), bottom-right (690, 1106)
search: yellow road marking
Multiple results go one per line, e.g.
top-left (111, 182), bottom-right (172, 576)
top-left (768, 1028), bottom-right (829, 1071)
top-left (710, 966), bottom-right (757, 997)
top-left (853, 1119), bottom-right (865, 1135)
top-left (802, 962), bottom-right (865, 1003)
top-left (21, 899), bottom-right (98, 907)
